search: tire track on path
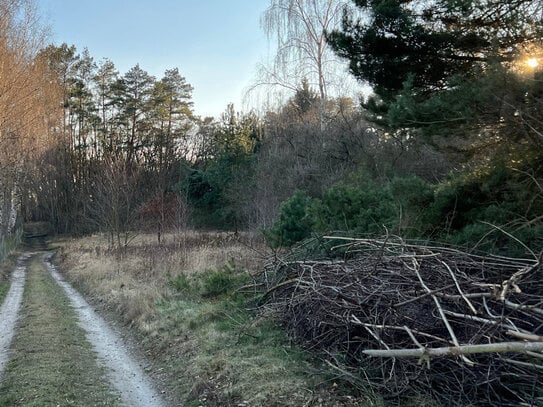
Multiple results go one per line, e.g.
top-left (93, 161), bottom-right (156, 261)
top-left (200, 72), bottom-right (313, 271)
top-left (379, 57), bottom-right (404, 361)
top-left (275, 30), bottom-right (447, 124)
top-left (0, 254), bottom-right (30, 382)
top-left (42, 253), bottom-right (167, 407)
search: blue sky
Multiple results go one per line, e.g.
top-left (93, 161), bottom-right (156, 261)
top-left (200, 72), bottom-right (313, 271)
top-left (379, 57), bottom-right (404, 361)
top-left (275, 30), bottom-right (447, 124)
top-left (38, 0), bottom-right (271, 118)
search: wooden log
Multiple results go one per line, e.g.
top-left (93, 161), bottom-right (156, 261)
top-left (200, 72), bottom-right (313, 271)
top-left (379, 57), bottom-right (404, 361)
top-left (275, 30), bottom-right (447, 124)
top-left (363, 341), bottom-right (543, 358)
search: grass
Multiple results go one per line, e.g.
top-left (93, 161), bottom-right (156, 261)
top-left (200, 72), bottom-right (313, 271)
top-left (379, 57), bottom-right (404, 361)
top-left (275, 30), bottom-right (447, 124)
top-left (54, 231), bottom-right (375, 406)
top-left (0, 280), bottom-right (8, 305)
top-left (0, 253), bottom-right (19, 305)
top-left (0, 257), bottom-right (120, 407)
top-left (0, 231), bottom-right (22, 264)
top-left (151, 267), bottom-right (327, 406)
top-left (0, 275), bottom-right (8, 305)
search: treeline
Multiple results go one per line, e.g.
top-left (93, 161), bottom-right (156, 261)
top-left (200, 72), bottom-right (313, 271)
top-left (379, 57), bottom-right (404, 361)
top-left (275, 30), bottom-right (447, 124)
top-left (2, 0), bottom-right (542, 258)
top-left (25, 44), bottom-right (196, 242)
top-left (16, 40), bottom-right (543, 256)
top-left (16, 41), bottom-right (445, 241)
top-left (263, 0), bottom-right (543, 256)
top-left (19, 44), bottom-right (386, 237)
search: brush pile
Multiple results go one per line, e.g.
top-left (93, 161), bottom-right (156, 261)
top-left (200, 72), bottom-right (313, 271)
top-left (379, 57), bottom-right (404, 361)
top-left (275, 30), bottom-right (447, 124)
top-left (259, 237), bottom-right (543, 406)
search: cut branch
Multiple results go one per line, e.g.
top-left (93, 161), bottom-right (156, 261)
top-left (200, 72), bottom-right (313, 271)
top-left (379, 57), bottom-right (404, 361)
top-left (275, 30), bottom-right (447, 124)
top-left (363, 341), bottom-right (543, 358)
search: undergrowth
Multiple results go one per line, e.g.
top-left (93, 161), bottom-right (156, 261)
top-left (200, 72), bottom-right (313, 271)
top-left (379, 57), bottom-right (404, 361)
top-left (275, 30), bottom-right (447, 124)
top-left (0, 229), bottom-right (22, 262)
top-left (155, 265), bottom-right (335, 406)
top-left (0, 280), bottom-right (8, 304)
top-left (264, 162), bottom-right (543, 258)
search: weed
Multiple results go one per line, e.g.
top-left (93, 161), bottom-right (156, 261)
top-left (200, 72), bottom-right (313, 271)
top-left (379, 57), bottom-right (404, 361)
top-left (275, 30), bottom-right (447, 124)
top-left (169, 273), bottom-right (191, 294)
top-left (199, 265), bottom-right (249, 299)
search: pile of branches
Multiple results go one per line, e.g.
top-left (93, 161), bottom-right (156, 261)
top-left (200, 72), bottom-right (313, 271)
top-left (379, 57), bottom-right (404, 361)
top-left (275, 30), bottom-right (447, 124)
top-left (259, 237), bottom-right (543, 406)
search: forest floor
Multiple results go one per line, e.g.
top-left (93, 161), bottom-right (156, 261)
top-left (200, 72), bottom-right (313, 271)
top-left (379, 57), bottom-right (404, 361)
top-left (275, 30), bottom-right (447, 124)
top-left (0, 252), bottom-right (169, 407)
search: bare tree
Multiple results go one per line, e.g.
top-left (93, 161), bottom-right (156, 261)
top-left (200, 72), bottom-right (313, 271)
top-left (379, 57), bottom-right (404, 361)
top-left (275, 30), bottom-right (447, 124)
top-left (0, 0), bottom-right (59, 255)
top-left (250, 0), bottom-right (359, 127)
top-left (88, 158), bottom-right (142, 250)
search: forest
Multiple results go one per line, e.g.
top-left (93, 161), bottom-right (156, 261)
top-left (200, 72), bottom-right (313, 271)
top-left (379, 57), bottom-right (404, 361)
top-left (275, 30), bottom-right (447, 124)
top-left (0, 0), bottom-right (541, 256)
top-left (0, 0), bottom-right (542, 405)
top-left (0, 0), bottom-right (541, 257)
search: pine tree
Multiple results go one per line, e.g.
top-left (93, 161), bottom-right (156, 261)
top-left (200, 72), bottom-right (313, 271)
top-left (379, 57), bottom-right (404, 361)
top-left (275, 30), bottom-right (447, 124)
top-left (114, 64), bottom-right (155, 164)
top-left (93, 58), bottom-right (119, 156)
top-left (328, 0), bottom-right (543, 98)
top-left (327, 0), bottom-right (543, 156)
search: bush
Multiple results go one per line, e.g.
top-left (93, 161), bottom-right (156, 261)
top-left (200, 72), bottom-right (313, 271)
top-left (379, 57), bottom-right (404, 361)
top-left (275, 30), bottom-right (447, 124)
top-left (264, 182), bottom-right (400, 247)
top-left (169, 273), bottom-right (192, 295)
top-left (264, 163), bottom-right (543, 257)
top-left (427, 162), bottom-right (543, 256)
top-left (263, 191), bottom-right (314, 247)
top-left (311, 183), bottom-right (397, 234)
top-left (169, 263), bottom-right (249, 300)
top-left (199, 266), bottom-right (245, 298)
top-left (389, 176), bottom-right (435, 235)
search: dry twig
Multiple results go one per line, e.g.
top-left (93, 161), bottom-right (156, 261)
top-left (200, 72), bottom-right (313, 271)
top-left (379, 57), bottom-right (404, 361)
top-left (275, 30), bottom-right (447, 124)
top-left (259, 236), bottom-right (543, 405)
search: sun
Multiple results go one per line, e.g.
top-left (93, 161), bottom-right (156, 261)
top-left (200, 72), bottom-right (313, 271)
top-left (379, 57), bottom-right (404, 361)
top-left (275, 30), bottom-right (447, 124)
top-left (526, 58), bottom-right (539, 68)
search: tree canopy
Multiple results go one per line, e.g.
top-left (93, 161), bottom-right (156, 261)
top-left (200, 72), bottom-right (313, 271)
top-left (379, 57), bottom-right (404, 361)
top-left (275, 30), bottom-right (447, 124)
top-left (327, 0), bottom-right (543, 157)
top-left (328, 0), bottom-right (543, 97)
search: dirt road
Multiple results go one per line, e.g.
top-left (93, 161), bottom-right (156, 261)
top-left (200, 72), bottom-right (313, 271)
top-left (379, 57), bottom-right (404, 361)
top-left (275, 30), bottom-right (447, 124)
top-left (0, 253), bottom-right (168, 407)
top-left (0, 254), bottom-right (29, 381)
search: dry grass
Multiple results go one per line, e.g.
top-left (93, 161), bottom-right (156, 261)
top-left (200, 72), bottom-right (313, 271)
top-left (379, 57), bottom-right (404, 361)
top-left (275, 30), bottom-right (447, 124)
top-left (52, 231), bottom-right (371, 406)
top-left (54, 231), bottom-right (266, 329)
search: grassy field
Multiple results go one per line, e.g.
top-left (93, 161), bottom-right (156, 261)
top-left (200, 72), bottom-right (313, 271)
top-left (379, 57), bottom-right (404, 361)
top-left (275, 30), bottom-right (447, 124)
top-left (0, 257), bottom-right (120, 407)
top-left (54, 231), bottom-right (374, 406)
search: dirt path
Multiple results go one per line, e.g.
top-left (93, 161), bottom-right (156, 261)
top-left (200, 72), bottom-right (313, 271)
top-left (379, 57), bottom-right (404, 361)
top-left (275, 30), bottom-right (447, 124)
top-left (42, 254), bottom-right (167, 407)
top-left (0, 254), bottom-right (168, 406)
top-left (0, 254), bottom-right (29, 381)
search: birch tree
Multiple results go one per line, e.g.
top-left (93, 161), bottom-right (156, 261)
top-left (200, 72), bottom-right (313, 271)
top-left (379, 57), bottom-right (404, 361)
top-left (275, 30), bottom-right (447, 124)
top-left (0, 0), bottom-right (60, 253)
top-left (253, 0), bottom-right (357, 125)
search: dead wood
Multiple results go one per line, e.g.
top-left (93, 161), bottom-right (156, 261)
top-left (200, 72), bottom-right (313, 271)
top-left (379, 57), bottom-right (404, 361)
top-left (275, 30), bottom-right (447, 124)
top-left (258, 236), bottom-right (543, 406)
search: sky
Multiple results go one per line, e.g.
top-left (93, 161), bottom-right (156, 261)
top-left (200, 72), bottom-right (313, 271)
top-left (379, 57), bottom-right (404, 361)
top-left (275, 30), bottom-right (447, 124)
top-left (37, 0), bottom-right (271, 118)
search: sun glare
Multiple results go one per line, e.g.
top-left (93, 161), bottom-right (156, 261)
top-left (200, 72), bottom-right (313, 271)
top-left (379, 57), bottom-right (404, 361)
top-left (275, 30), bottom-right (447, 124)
top-left (526, 58), bottom-right (539, 68)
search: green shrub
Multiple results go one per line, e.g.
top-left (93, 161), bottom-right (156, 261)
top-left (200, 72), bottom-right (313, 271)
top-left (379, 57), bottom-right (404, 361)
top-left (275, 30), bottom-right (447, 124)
top-left (169, 264), bottom-right (249, 300)
top-left (264, 182), bottom-right (400, 247)
top-left (311, 183), bottom-right (397, 234)
top-left (200, 270), bottom-right (235, 298)
top-left (264, 163), bottom-right (543, 257)
top-left (169, 273), bottom-right (192, 295)
top-left (263, 191), bottom-right (314, 247)
top-left (419, 161), bottom-right (543, 256)
top-left (199, 264), bottom-right (249, 299)
top-left (389, 176), bottom-right (435, 235)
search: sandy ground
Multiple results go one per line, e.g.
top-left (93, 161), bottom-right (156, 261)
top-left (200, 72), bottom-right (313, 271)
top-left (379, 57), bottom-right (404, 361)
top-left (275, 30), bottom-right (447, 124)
top-left (0, 254), bottom-right (30, 382)
top-left (42, 253), bottom-right (167, 407)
